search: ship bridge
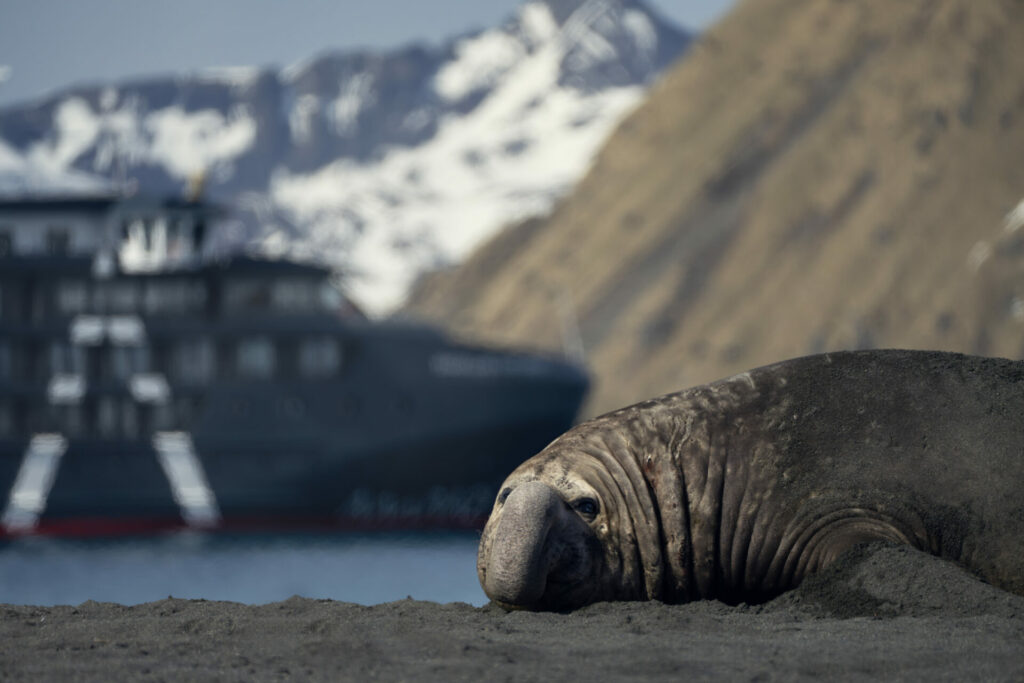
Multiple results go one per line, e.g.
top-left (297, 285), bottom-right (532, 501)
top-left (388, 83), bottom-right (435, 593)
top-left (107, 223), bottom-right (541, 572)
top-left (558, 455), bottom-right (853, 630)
top-left (0, 193), bottom-right (224, 275)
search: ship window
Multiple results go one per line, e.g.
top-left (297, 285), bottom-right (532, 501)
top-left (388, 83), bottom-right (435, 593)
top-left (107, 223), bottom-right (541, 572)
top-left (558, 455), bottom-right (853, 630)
top-left (6, 344), bottom-right (23, 380)
top-left (144, 279), bottom-right (205, 314)
top-left (112, 348), bottom-right (130, 379)
top-left (109, 281), bottom-right (139, 311)
top-left (173, 338), bottom-right (215, 384)
top-left (49, 342), bottom-right (85, 374)
top-left (236, 337), bottom-right (275, 379)
top-left (56, 280), bottom-right (89, 314)
top-left (110, 346), bottom-right (149, 380)
top-left (93, 281), bottom-right (140, 312)
top-left (271, 278), bottom-right (315, 310)
top-left (168, 219), bottom-right (193, 259)
top-left (63, 405), bottom-right (84, 437)
top-left (194, 219), bottom-right (206, 250)
top-left (31, 287), bottom-right (46, 322)
top-left (319, 281), bottom-right (344, 311)
top-left (0, 229), bottom-right (11, 257)
top-left (30, 345), bottom-right (48, 380)
top-left (48, 343), bottom-right (63, 374)
top-left (152, 402), bottom-right (175, 431)
top-left (98, 397), bottom-right (118, 437)
top-left (46, 227), bottom-right (70, 255)
top-left (299, 336), bottom-right (340, 377)
top-left (224, 279), bottom-right (269, 311)
top-left (0, 401), bottom-right (12, 436)
top-left (122, 400), bottom-right (139, 438)
top-left (176, 397), bottom-right (197, 428)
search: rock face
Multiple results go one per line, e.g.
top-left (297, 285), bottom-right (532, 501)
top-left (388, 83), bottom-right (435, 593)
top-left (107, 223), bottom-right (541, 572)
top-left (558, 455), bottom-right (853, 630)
top-left (0, 0), bottom-right (690, 313)
top-left (406, 0), bottom-right (1024, 416)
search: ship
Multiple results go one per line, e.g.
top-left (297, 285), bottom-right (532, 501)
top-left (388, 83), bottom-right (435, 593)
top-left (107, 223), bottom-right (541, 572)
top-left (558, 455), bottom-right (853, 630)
top-left (0, 192), bottom-right (589, 537)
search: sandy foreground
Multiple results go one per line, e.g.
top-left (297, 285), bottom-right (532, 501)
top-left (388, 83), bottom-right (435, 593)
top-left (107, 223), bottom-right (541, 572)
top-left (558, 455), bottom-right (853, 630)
top-left (1, 543), bottom-right (1021, 682)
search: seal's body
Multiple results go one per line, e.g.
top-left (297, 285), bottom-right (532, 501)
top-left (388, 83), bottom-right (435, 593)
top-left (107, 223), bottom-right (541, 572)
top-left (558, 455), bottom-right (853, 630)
top-left (477, 350), bottom-right (1024, 611)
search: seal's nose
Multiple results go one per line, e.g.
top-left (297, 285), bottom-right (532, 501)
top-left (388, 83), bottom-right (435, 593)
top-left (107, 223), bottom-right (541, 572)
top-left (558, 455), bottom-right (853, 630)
top-left (481, 481), bottom-right (562, 607)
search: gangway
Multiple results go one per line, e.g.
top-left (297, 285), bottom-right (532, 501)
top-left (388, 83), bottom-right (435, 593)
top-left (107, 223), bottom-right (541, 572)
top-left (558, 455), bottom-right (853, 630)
top-left (2, 434), bottom-right (69, 533)
top-left (152, 431), bottom-right (221, 527)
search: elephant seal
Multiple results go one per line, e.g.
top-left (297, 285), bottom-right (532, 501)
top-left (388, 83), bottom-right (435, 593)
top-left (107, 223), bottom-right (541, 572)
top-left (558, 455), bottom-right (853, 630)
top-left (477, 350), bottom-right (1024, 611)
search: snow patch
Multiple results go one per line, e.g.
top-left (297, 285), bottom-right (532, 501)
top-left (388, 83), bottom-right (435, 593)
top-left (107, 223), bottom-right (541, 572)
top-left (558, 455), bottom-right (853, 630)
top-left (271, 28), bottom-right (642, 313)
top-left (329, 74), bottom-right (375, 136)
top-left (0, 99), bottom-right (120, 193)
top-left (967, 241), bottom-right (992, 272)
top-left (0, 137), bottom-right (109, 193)
top-left (198, 66), bottom-right (262, 90)
top-left (518, 3), bottom-right (559, 46)
top-left (561, 2), bottom-right (620, 70)
top-left (0, 139), bottom-right (24, 173)
top-left (402, 108), bottom-right (433, 133)
top-left (92, 100), bottom-right (146, 172)
top-left (281, 57), bottom-right (314, 83)
top-left (146, 105), bottom-right (256, 179)
top-left (289, 94), bottom-right (320, 144)
top-left (624, 9), bottom-right (657, 57)
top-left (434, 31), bottom-right (525, 102)
top-left (27, 98), bottom-right (101, 171)
top-left (1004, 197), bottom-right (1024, 234)
top-left (99, 87), bottom-right (118, 110)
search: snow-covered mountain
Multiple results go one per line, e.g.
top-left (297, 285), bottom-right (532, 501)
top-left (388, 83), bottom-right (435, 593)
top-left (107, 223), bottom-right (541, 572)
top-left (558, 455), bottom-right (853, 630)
top-left (0, 0), bottom-right (690, 313)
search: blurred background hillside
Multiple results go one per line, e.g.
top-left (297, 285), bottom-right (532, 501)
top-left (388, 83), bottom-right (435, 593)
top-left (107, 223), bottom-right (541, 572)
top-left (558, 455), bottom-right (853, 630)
top-left (4, 0), bottom-right (1023, 418)
top-left (406, 0), bottom-right (1024, 415)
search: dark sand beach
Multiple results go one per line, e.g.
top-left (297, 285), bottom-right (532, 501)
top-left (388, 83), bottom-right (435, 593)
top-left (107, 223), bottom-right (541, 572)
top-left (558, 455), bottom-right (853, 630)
top-left (1, 543), bottom-right (1022, 681)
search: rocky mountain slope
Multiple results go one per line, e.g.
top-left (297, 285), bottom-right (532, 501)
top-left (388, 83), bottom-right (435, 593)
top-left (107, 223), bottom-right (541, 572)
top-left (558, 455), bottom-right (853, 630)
top-left (406, 0), bottom-right (1024, 415)
top-left (0, 0), bottom-right (690, 313)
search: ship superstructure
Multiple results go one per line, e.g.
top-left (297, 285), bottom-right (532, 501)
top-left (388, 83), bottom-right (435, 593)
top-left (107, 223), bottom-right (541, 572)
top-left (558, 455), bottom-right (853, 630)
top-left (0, 194), bottom-right (588, 536)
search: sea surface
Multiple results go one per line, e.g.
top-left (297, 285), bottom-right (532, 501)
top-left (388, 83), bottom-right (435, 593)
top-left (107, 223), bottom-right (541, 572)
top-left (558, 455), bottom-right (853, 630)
top-left (0, 531), bottom-right (488, 607)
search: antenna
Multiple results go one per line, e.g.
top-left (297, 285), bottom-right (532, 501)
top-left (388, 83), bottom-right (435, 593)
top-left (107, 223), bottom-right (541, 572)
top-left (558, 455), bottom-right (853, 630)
top-left (186, 169), bottom-right (207, 202)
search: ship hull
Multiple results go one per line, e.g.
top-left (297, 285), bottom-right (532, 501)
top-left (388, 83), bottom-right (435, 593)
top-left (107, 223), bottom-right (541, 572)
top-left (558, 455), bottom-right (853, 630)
top-left (0, 377), bottom-right (586, 537)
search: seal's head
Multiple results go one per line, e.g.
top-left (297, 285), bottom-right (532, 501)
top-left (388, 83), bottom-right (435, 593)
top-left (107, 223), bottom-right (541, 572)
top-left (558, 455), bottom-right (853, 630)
top-left (477, 425), bottom-right (663, 611)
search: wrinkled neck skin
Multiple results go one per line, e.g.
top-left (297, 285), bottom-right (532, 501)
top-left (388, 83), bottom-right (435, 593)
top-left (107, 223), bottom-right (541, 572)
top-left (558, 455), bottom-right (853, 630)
top-left (646, 378), bottom-right (780, 603)
top-left (574, 382), bottom-right (777, 605)
top-left (589, 375), bottom-right (931, 604)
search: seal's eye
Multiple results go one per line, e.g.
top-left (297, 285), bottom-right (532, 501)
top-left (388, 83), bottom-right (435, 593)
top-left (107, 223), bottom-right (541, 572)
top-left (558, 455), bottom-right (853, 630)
top-left (572, 497), bottom-right (599, 520)
top-left (497, 487), bottom-right (512, 505)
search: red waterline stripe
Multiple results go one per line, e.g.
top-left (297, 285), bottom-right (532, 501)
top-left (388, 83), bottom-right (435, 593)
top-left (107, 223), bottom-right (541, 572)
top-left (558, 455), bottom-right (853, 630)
top-left (0, 515), bottom-right (488, 540)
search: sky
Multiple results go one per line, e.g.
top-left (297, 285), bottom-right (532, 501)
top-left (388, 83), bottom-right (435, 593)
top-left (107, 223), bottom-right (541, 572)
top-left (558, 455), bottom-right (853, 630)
top-left (0, 0), bottom-right (736, 108)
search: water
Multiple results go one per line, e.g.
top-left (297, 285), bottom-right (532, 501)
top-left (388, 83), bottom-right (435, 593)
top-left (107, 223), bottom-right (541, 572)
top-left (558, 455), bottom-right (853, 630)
top-left (0, 531), bottom-right (488, 607)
